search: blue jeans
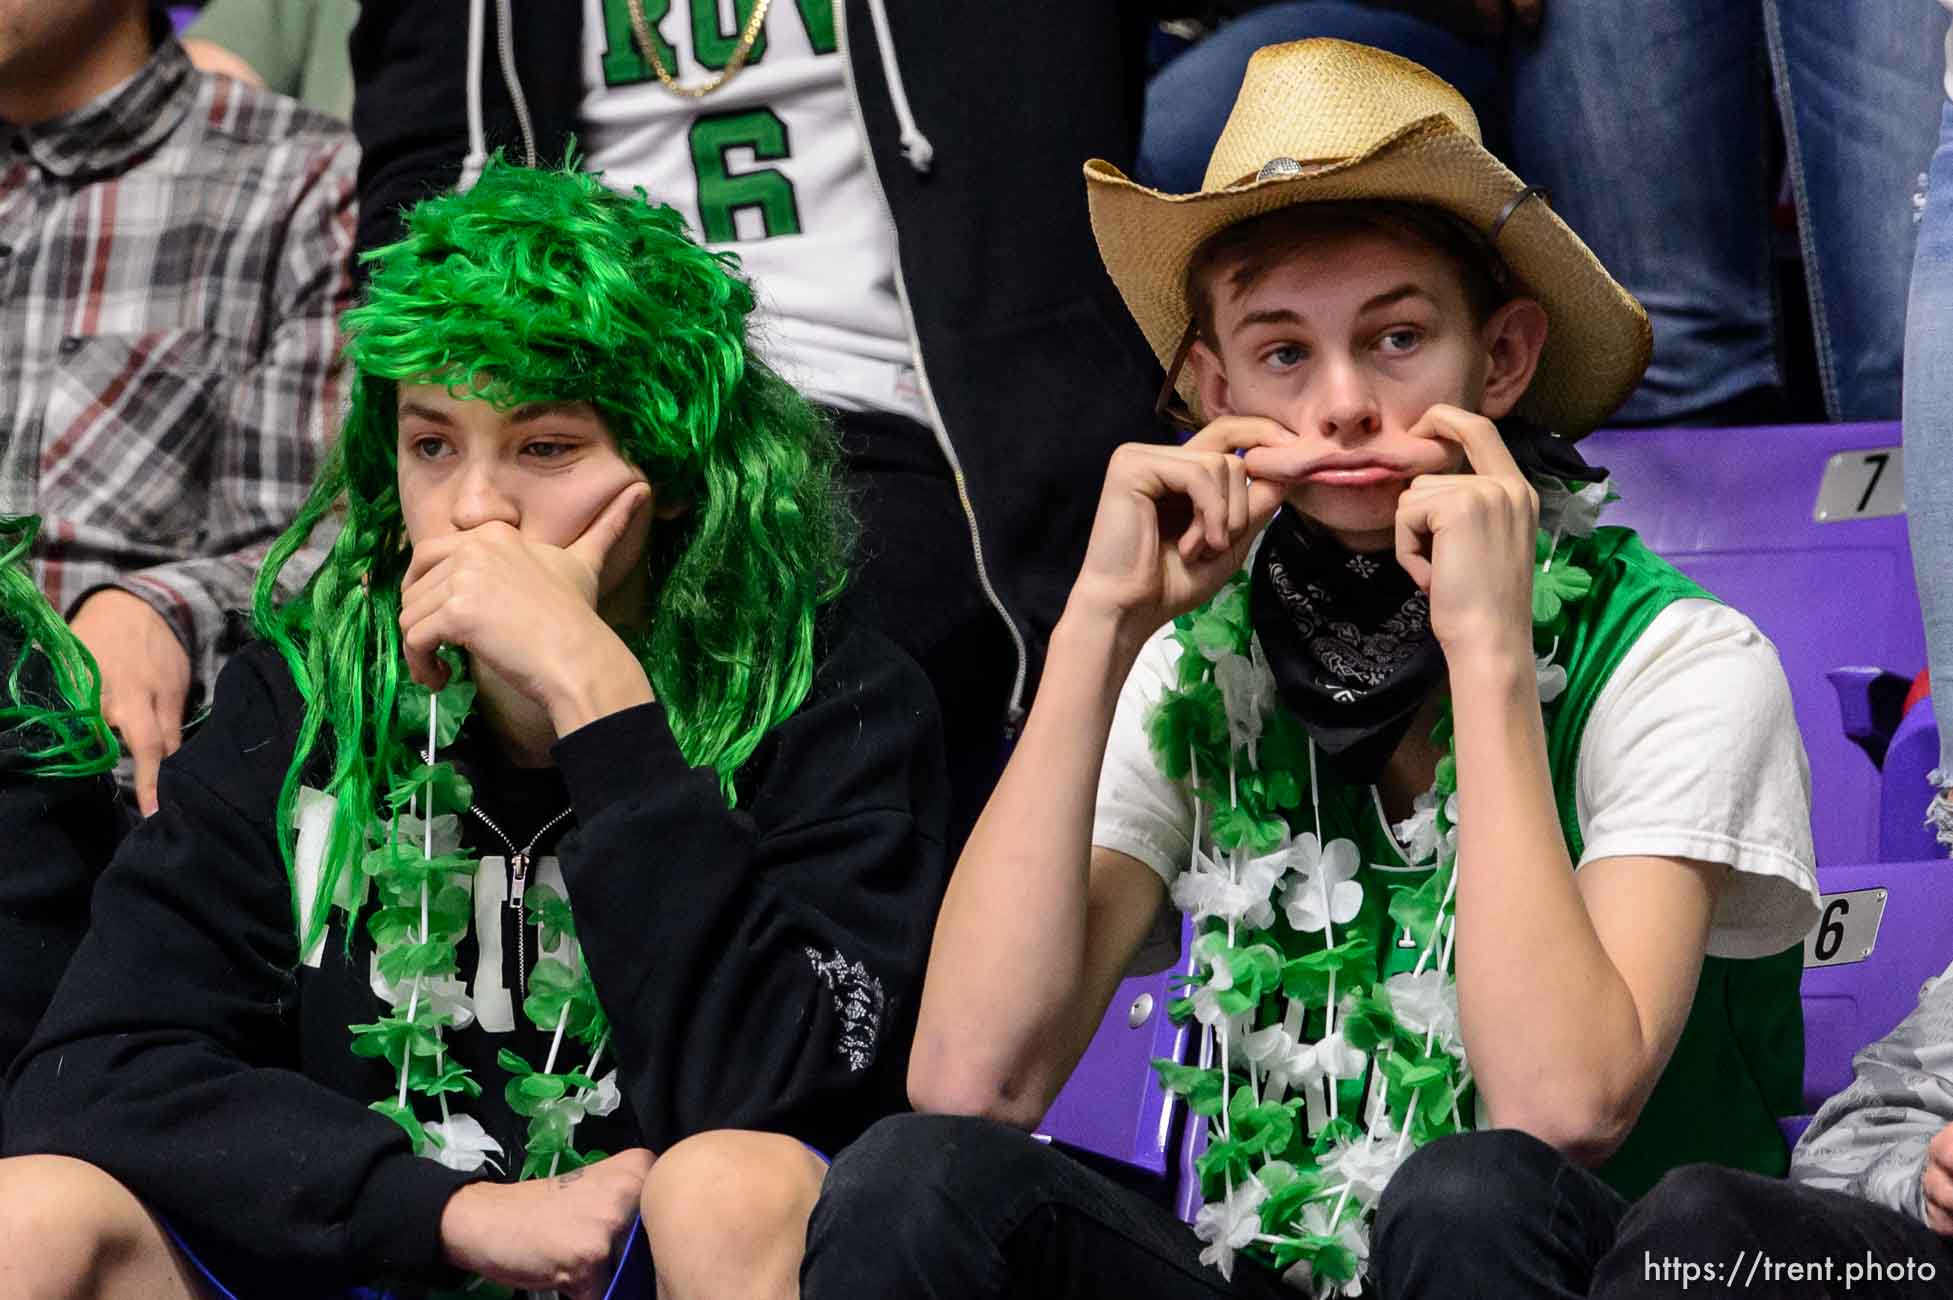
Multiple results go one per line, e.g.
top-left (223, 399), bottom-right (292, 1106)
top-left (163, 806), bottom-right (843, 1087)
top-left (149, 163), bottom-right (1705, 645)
top-left (1904, 100), bottom-right (1953, 791)
top-left (1137, 2), bottom-right (1502, 193)
top-left (1507, 0), bottom-right (1945, 425)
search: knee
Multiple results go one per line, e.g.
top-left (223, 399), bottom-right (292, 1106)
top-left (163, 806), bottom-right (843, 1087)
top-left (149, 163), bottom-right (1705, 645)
top-left (1614, 1163), bottom-right (1769, 1253)
top-left (0, 1155), bottom-right (152, 1294)
top-left (641, 1130), bottom-right (826, 1296)
top-left (811, 1112), bottom-right (1038, 1252)
top-left (1375, 1129), bottom-right (1567, 1244)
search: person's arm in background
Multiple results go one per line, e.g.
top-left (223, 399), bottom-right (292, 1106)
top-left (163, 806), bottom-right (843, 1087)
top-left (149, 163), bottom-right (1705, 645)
top-left (184, 0), bottom-right (359, 118)
top-left (183, 0), bottom-right (298, 92)
top-left (1791, 964), bottom-right (1953, 1234)
top-left (68, 132), bottom-right (355, 817)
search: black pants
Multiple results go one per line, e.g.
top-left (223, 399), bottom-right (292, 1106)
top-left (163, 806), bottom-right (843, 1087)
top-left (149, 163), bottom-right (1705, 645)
top-left (830, 407), bottom-right (1018, 851)
top-left (1374, 1129), bottom-right (1953, 1299)
top-left (800, 1112), bottom-right (1294, 1298)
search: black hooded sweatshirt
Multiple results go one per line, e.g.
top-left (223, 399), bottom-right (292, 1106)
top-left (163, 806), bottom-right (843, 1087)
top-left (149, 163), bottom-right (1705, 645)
top-left (3, 623), bottom-right (947, 1295)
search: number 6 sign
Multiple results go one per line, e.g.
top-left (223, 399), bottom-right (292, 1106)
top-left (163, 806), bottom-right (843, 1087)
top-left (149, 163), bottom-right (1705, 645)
top-left (1802, 888), bottom-right (1890, 967)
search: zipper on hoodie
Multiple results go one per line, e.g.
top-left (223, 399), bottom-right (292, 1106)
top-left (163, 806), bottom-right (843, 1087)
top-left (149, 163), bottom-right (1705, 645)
top-left (469, 803), bottom-right (571, 1004)
top-left (834, 0), bottom-right (1030, 739)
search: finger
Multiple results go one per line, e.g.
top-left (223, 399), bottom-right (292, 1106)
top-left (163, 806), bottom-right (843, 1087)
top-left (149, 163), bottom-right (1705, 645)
top-left (157, 686), bottom-right (186, 760)
top-left (402, 531), bottom-right (468, 592)
top-left (122, 704), bottom-right (165, 818)
top-left (1183, 414), bottom-right (1298, 457)
top-left (1408, 403), bottom-right (1527, 485)
top-left (1138, 452), bottom-right (1232, 564)
top-left (1394, 492), bottom-right (1435, 593)
top-left (564, 481), bottom-right (653, 577)
top-left (399, 549), bottom-right (457, 612)
top-left (400, 614), bottom-right (452, 692)
top-left (1227, 457), bottom-right (1249, 543)
top-left (1924, 1161), bottom-right (1953, 1234)
top-left (397, 574), bottom-right (452, 638)
top-left (1510, 0), bottom-right (1544, 31)
top-left (1475, 0), bottom-right (1506, 35)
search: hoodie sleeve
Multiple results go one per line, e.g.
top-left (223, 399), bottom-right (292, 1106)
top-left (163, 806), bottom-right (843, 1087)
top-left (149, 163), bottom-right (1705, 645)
top-left (1, 645), bottom-right (476, 1289)
top-left (549, 623), bottom-right (949, 1157)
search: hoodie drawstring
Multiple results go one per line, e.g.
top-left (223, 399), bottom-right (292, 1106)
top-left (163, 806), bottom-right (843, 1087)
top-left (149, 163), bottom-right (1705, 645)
top-left (462, 0), bottom-right (538, 189)
top-left (863, 0), bottom-right (934, 173)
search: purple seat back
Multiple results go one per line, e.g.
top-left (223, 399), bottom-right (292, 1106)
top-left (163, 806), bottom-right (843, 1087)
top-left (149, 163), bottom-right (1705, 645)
top-left (1799, 858), bottom-right (1953, 1110)
top-left (1581, 423), bottom-right (1926, 867)
top-left (1032, 929), bottom-right (1192, 1176)
top-left (1879, 697), bottom-right (1943, 861)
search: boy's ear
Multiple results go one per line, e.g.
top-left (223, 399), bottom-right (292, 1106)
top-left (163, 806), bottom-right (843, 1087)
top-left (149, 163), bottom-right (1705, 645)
top-left (1187, 337), bottom-right (1235, 421)
top-left (1478, 297), bottom-right (1549, 421)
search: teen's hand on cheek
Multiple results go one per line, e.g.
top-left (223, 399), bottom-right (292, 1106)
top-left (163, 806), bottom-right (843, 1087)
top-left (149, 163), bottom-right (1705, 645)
top-left (1392, 403), bottom-right (1539, 664)
top-left (440, 1147), bottom-right (655, 1298)
top-left (399, 480), bottom-right (655, 734)
top-left (1069, 416), bottom-right (1292, 643)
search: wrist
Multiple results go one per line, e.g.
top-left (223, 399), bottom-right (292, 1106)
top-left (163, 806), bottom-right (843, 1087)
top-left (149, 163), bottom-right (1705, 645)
top-left (438, 1181), bottom-right (492, 1269)
top-left (1444, 635), bottom-right (1537, 699)
top-left (1053, 600), bottom-right (1151, 677)
top-left (545, 627), bottom-right (655, 737)
top-left (1058, 589), bottom-right (1157, 666)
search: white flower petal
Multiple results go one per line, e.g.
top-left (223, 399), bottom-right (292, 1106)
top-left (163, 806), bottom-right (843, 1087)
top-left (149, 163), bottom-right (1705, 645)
top-left (424, 1114), bottom-right (504, 1173)
top-left (1328, 879), bottom-right (1364, 925)
top-left (1319, 837), bottom-right (1361, 880)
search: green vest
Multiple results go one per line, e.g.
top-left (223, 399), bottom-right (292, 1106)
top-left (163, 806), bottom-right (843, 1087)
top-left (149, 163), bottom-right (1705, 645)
top-left (1209, 526), bottom-right (1801, 1200)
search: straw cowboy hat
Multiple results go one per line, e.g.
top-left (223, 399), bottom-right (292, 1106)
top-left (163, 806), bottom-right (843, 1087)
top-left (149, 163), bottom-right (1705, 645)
top-left (1086, 39), bottom-right (1651, 437)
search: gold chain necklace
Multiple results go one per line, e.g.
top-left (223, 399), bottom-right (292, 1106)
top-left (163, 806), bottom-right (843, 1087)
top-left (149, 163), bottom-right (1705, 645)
top-left (627, 0), bottom-right (775, 99)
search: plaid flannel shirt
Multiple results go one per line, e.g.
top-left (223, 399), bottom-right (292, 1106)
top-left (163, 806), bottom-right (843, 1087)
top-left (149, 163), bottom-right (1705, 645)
top-left (0, 36), bottom-right (354, 704)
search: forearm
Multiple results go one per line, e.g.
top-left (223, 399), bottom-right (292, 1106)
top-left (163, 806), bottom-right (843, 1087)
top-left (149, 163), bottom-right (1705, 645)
top-left (1448, 647), bottom-right (1650, 1158)
top-left (908, 606), bottom-right (1144, 1124)
top-left (553, 673), bottom-right (944, 1155)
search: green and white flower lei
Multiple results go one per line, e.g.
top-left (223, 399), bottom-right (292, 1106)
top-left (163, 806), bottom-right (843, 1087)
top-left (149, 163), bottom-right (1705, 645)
top-left (303, 664), bottom-right (617, 1297)
top-left (1147, 474), bottom-right (1615, 1297)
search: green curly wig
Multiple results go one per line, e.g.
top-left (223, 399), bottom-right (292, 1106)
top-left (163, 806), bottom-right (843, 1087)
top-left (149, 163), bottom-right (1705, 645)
top-left (254, 157), bottom-right (852, 951)
top-left (0, 515), bottom-right (118, 778)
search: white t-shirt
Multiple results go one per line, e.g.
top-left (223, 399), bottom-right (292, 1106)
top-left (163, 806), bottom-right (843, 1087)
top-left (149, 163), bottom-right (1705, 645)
top-left (1094, 598), bottom-right (1821, 965)
top-left (578, 0), bottom-right (928, 424)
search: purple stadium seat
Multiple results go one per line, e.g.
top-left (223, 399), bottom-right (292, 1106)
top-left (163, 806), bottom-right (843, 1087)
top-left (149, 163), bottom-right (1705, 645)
top-left (1797, 858), bottom-right (1953, 1111)
top-left (1582, 421), bottom-right (1925, 867)
top-left (1877, 697), bottom-right (1943, 861)
top-left (1033, 921), bottom-right (1194, 1177)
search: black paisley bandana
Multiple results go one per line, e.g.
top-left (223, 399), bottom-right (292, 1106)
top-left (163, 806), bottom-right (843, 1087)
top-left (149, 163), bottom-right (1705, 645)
top-left (1250, 510), bottom-right (1445, 784)
top-left (1245, 420), bottom-right (1604, 782)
